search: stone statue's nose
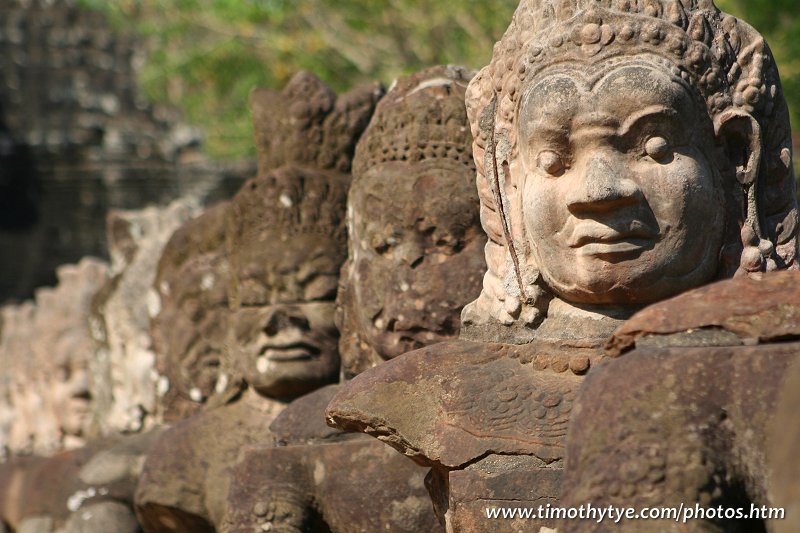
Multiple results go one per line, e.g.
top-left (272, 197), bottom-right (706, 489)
top-left (566, 153), bottom-right (641, 214)
top-left (262, 308), bottom-right (308, 336)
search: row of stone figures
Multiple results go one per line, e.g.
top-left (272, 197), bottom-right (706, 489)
top-left (0, 63), bottom-right (481, 533)
top-left (0, 1), bottom-right (800, 532)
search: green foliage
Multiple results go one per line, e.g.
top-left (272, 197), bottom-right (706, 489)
top-left (79, 0), bottom-right (518, 159)
top-left (80, 1), bottom-right (799, 162)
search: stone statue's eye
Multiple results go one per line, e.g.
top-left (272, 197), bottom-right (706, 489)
top-left (645, 136), bottom-right (670, 161)
top-left (537, 150), bottom-right (565, 176)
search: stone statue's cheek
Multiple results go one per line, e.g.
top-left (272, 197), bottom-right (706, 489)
top-left (524, 175), bottom-right (572, 237)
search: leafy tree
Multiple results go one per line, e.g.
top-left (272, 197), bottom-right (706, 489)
top-left (79, 0), bottom-right (518, 159)
top-left (81, 1), bottom-right (798, 162)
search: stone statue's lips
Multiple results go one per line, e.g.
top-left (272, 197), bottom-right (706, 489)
top-left (258, 341), bottom-right (320, 362)
top-left (567, 220), bottom-right (657, 255)
top-left (576, 239), bottom-right (652, 256)
top-left (69, 386), bottom-right (92, 402)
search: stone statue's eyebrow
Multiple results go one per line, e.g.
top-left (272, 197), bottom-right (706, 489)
top-left (572, 112), bottom-right (617, 130)
top-left (617, 105), bottom-right (678, 136)
top-left (523, 121), bottom-right (571, 142)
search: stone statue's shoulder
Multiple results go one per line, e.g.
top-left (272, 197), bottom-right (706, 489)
top-left (327, 340), bottom-right (599, 468)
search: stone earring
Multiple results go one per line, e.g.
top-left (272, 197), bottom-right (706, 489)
top-left (737, 223), bottom-right (776, 276)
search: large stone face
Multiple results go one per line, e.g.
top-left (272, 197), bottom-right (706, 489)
top-left (337, 64), bottom-right (485, 378)
top-left (136, 166), bottom-right (353, 531)
top-left (137, 163), bottom-right (353, 529)
top-left (224, 167), bottom-right (350, 401)
top-left (460, 0), bottom-right (797, 339)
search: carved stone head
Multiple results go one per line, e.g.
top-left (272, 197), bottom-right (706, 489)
top-left (225, 167), bottom-right (349, 398)
top-left (151, 203), bottom-right (231, 421)
top-left (42, 265), bottom-right (107, 446)
top-left (337, 66), bottom-right (487, 377)
top-left (463, 0), bottom-right (798, 339)
top-left (0, 259), bottom-right (108, 455)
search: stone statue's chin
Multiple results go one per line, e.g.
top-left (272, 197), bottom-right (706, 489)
top-left (537, 225), bottom-right (724, 306)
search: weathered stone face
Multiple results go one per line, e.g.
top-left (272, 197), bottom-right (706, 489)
top-left (229, 303), bottom-right (339, 399)
top-left (337, 65), bottom-right (486, 377)
top-left (0, 258), bottom-right (108, 456)
top-left (136, 169), bottom-right (350, 532)
top-left (340, 163), bottom-right (486, 362)
top-left (462, 0), bottom-right (798, 335)
top-left (34, 262), bottom-right (110, 449)
top-left (151, 202), bottom-right (230, 421)
top-left (518, 61), bottom-right (725, 305)
top-left (226, 167), bottom-right (349, 398)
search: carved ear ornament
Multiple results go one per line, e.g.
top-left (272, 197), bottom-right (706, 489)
top-left (482, 95), bottom-right (527, 303)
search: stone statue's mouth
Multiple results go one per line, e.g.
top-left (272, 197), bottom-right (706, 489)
top-left (258, 341), bottom-right (320, 361)
top-left (567, 221), bottom-right (657, 249)
top-left (69, 389), bottom-right (92, 402)
top-left (576, 238), bottom-right (654, 257)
